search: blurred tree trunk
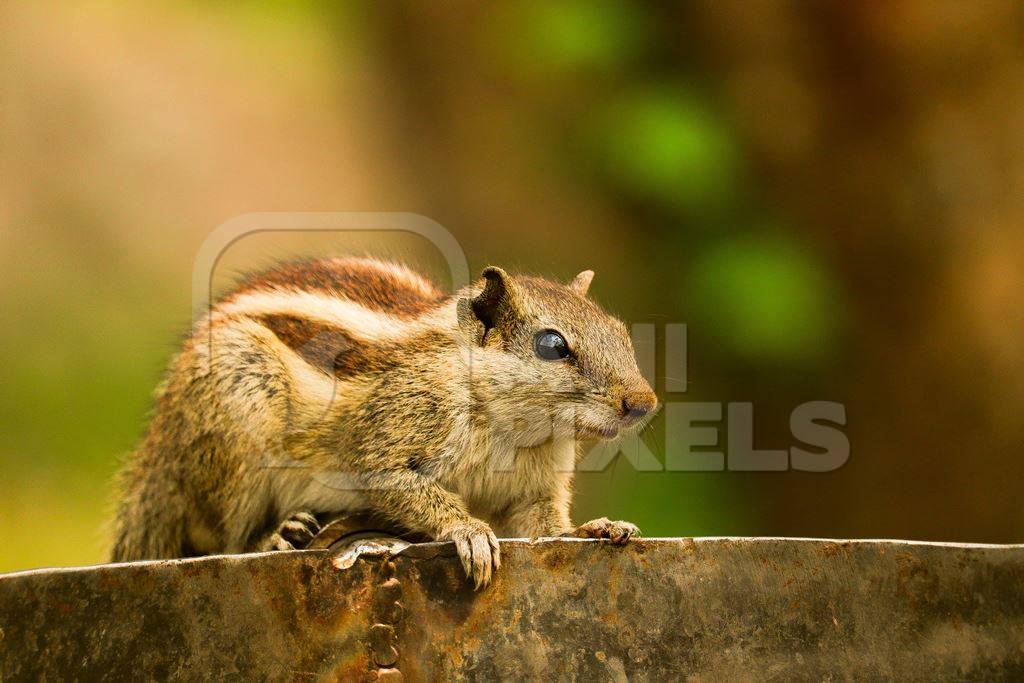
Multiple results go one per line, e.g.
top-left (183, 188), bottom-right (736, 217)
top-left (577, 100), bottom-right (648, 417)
top-left (686, 0), bottom-right (1024, 541)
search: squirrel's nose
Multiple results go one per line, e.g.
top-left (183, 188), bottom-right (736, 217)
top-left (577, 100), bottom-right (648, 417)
top-left (620, 391), bottom-right (657, 421)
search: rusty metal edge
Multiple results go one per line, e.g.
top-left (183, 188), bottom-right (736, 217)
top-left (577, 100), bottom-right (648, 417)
top-left (2, 537), bottom-right (1021, 579)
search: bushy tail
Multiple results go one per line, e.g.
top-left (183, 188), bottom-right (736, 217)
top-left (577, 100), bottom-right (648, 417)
top-left (108, 458), bottom-right (187, 562)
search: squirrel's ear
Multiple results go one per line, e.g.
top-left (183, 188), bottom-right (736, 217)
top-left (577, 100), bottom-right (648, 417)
top-left (569, 270), bottom-right (594, 296)
top-left (471, 266), bottom-right (515, 330)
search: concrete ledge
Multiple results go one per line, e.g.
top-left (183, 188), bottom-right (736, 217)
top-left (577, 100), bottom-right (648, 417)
top-left (2, 538), bottom-right (1023, 680)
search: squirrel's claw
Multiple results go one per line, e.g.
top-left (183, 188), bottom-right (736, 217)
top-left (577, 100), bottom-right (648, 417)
top-left (572, 517), bottom-right (640, 545)
top-left (279, 511), bottom-right (321, 547)
top-left (258, 511), bottom-right (321, 551)
top-left (441, 519), bottom-right (500, 589)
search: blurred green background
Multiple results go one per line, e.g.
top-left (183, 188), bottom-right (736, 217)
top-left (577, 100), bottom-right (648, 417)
top-left (2, 1), bottom-right (1023, 572)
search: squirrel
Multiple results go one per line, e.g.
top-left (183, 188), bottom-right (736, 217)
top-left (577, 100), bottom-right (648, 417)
top-left (110, 257), bottom-right (657, 587)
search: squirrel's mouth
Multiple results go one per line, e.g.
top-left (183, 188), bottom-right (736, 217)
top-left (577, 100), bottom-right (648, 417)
top-left (576, 421), bottom-right (621, 440)
top-left (574, 402), bottom-right (654, 440)
top-left (577, 411), bottom-right (653, 441)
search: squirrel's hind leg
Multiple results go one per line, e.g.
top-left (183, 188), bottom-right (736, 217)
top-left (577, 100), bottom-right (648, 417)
top-left (246, 511), bottom-right (321, 552)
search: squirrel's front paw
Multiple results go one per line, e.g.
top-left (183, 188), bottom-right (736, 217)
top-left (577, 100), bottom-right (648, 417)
top-left (440, 519), bottom-right (500, 590)
top-left (572, 517), bottom-right (640, 545)
top-left (262, 511), bottom-right (321, 551)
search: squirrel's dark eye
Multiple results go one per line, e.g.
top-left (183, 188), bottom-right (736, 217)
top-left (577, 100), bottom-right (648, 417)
top-left (534, 330), bottom-right (570, 361)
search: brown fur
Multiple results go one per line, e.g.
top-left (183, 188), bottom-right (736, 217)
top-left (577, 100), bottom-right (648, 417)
top-left (224, 257), bottom-right (445, 318)
top-left (257, 314), bottom-right (399, 377)
top-left (109, 258), bottom-right (655, 588)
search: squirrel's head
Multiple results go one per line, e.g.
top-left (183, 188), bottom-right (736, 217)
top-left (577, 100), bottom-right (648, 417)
top-left (459, 266), bottom-right (657, 441)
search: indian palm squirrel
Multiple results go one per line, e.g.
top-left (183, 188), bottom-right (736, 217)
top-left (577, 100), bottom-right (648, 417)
top-left (110, 258), bottom-right (657, 587)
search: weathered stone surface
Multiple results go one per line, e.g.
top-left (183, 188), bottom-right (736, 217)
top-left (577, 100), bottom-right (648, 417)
top-left (1, 538), bottom-right (1022, 680)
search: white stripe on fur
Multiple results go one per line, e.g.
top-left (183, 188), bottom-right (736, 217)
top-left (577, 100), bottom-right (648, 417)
top-left (218, 289), bottom-right (411, 342)
top-left (218, 287), bottom-right (460, 344)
